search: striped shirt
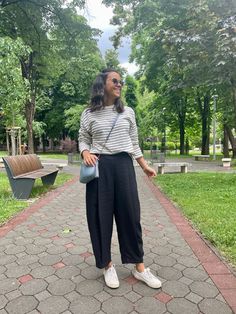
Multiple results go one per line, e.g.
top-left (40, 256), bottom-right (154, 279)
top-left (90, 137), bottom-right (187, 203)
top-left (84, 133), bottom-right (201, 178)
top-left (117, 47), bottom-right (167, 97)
top-left (78, 105), bottom-right (143, 159)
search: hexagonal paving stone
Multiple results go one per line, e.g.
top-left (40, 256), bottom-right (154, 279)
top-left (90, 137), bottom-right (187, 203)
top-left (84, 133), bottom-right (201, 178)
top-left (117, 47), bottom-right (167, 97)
top-left (62, 255), bottom-right (84, 266)
top-left (104, 281), bottom-right (132, 296)
top-left (177, 256), bottom-right (200, 267)
top-left (5, 296), bottom-right (38, 314)
top-left (38, 296), bottom-right (69, 314)
top-left (134, 297), bottom-right (166, 314)
top-left (183, 268), bottom-right (208, 281)
top-left (48, 279), bottom-right (75, 295)
top-left (158, 267), bottom-right (182, 281)
top-left (76, 280), bottom-right (104, 296)
top-left (162, 281), bottom-right (190, 297)
top-left (16, 255), bottom-right (39, 266)
top-left (39, 255), bottom-right (62, 266)
top-left (5, 245), bottom-right (26, 255)
top-left (0, 266), bottom-right (6, 275)
top-left (102, 296), bottom-right (133, 314)
top-left (0, 295), bottom-right (8, 309)
top-left (46, 245), bottom-right (67, 255)
top-left (20, 279), bottom-right (48, 295)
top-left (56, 266), bottom-right (80, 279)
top-left (31, 266), bottom-right (55, 278)
top-left (167, 298), bottom-right (199, 314)
top-left (26, 244), bottom-right (46, 255)
top-left (81, 266), bottom-right (102, 280)
top-left (151, 246), bottom-right (172, 255)
top-left (153, 256), bottom-right (176, 267)
top-left (199, 298), bottom-right (233, 314)
top-left (133, 282), bottom-right (158, 297)
top-left (0, 278), bottom-right (20, 294)
top-left (190, 281), bottom-right (219, 298)
top-left (94, 290), bottom-right (112, 303)
top-left (0, 255), bottom-right (17, 265)
top-left (70, 296), bottom-right (101, 314)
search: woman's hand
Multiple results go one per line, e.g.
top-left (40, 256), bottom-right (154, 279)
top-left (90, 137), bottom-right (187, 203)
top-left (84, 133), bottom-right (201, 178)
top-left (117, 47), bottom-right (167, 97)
top-left (82, 150), bottom-right (98, 166)
top-left (143, 165), bottom-right (157, 177)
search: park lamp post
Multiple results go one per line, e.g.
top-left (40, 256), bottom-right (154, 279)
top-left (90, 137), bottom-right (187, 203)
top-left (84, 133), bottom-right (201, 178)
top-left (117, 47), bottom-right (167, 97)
top-left (212, 93), bottom-right (218, 160)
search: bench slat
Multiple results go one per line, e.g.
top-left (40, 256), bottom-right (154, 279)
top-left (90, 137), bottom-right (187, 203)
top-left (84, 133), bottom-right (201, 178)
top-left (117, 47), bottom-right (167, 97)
top-left (3, 154), bottom-right (42, 176)
top-left (15, 169), bottom-right (58, 179)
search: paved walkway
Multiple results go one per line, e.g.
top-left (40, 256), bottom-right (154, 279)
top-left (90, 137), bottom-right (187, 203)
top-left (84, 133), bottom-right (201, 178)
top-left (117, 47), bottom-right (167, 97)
top-left (0, 166), bottom-right (236, 314)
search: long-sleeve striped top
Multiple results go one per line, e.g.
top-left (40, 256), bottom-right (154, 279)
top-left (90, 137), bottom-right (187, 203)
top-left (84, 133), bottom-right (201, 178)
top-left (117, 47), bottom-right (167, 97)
top-left (78, 105), bottom-right (143, 159)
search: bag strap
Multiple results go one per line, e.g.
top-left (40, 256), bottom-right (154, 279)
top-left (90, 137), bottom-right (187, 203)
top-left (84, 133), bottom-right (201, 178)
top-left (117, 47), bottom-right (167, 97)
top-left (101, 114), bottom-right (119, 152)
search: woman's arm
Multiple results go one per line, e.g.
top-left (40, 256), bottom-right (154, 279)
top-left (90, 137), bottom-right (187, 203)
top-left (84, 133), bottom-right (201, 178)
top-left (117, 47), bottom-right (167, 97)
top-left (136, 156), bottom-right (157, 177)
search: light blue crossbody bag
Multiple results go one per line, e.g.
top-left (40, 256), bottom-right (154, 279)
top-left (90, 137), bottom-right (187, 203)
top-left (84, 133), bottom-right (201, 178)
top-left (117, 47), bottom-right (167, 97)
top-left (79, 114), bottom-right (119, 184)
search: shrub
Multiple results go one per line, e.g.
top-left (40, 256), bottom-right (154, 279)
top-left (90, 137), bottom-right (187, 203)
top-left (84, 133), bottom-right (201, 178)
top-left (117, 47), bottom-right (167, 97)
top-left (60, 138), bottom-right (77, 153)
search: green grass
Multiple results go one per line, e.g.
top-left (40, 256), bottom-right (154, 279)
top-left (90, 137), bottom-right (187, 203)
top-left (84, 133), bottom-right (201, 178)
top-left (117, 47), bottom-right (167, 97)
top-left (0, 151), bottom-right (7, 157)
top-left (37, 153), bottom-right (68, 160)
top-left (0, 151), bottom-right (68, 160)
top-left (0, 172), bottom-right (73, 225)
top-left (155, 172), bottom-right (236, 267)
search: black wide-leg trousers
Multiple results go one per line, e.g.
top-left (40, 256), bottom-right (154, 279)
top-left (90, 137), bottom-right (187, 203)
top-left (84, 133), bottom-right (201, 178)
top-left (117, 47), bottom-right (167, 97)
top-left (86, 152), bottom-right (144, 269)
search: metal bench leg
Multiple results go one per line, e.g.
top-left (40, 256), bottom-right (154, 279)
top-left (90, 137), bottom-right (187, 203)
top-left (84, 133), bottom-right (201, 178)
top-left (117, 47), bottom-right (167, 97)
top-left (10, 179), bottom-right (35, 199)
top-left (181, 165), bottom-right (188, 173)
top-left (41, 171), bottom-right (58, 185)
top-left (158, 166), bottom-right (164, 174)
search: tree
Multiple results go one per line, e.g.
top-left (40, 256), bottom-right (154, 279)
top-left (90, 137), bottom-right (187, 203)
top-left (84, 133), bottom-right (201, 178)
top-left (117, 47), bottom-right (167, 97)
top-left (104, 49), bottom-right (126, 75)
top-left (124, 75), bottom-right (138, 111)
top-left (0, 36), bottom-right (30, 127)
top-left (103, 0), bottom-right (236, 155)
top-left (0, 0), bottom-right (98, 153)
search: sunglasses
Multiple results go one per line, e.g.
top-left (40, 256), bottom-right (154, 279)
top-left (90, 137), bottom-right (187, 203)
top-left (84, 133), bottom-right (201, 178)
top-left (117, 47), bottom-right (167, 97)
top-left (111, 78), bottom-right (124, 87)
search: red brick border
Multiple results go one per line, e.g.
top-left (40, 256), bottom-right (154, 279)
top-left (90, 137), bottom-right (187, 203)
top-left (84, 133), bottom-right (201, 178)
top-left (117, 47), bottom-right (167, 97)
top-left (144, 176), bottom-right (236, 313)
top-left (0, 176), bottom-right (79, 238)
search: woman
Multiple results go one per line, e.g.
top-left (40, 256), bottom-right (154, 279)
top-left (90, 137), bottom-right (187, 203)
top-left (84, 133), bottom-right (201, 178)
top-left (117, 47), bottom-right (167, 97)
top-left (79, 68), bottom-right (162, 289)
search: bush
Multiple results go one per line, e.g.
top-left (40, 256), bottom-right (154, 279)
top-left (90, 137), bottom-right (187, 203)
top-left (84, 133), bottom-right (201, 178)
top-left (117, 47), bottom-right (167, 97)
top-left (60, 138), bottom-right (77, 153)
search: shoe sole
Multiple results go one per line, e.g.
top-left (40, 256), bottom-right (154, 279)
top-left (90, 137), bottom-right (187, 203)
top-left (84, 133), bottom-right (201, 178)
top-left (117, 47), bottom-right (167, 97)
top-left (132, 271), bottom-right (162, 289)
top-left (104, 280), bottom-right (119, 289)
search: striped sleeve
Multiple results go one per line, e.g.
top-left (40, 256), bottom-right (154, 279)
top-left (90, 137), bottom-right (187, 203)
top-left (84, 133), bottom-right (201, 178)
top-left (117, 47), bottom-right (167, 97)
top-left (78, 110), bottom-right (92, 154)
top-left (129, 108), bottom-right (143, 159)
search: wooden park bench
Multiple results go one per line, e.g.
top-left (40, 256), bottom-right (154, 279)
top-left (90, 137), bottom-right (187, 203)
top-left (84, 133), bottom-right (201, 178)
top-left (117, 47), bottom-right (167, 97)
top-left (193, 155), bottom-right (210, 161)
top-left (2, 154), bottom-right (58, 199)
top-left (156, 162), bottom-right (190, 174)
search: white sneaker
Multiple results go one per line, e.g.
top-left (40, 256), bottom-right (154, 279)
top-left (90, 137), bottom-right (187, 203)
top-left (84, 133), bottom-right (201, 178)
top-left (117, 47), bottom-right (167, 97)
top-left (132, 267), bottom-right (162, 289)
top-left (103, 265), bottom-right (119, 288)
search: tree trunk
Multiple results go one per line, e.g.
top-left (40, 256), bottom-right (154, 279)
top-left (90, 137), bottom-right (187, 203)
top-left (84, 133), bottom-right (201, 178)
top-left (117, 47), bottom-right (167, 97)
top-left (21, 52), bottom-right (36, 154)
top-left (225, 125), bottom-right (236, 158)
top-left (179, 117), bottom-right (185, 155)
top-left (230, 79), bottom-right (236, 125)
top-left (223, 124), bottom-right (229, 157)
top-left (177, 97), bottom-right (186, 155)
top-left (197, 91), bottom-right (210, 155)
top-left (25, 97), bottom-right (35, 154)
top-left (42, 134), bottom-right (46, 153)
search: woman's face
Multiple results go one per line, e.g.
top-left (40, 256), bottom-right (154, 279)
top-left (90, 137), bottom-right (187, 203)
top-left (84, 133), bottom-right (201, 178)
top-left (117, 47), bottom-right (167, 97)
top-left (104, 72), bottom-right (123, 100)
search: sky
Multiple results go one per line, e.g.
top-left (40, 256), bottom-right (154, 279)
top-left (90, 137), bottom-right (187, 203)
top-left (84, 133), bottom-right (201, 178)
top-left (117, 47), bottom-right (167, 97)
top-left (78, 0), bottom-right (139, 75)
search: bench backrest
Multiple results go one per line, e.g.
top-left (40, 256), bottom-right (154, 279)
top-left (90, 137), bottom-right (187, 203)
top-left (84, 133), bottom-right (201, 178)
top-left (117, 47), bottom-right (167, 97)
top-left (3, 154), bottom-right (43, 177)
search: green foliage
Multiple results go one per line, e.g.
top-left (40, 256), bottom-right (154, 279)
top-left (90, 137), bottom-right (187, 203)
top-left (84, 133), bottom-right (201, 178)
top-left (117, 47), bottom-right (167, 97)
top-left (64, 104), bottom-right (86, 136)
top-left (104, 49), bottom-right (126, 75)
top-left (156, 172), bottom-right (236, 266)
top-left (124, 75), bottom-right (138, 110)
top-left (0, 37), bottom-right (30, 127)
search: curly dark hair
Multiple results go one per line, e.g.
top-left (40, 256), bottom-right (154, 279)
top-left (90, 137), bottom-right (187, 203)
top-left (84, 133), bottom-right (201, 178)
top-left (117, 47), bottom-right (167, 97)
top-left (88, 68), bottom-right (124, 113)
